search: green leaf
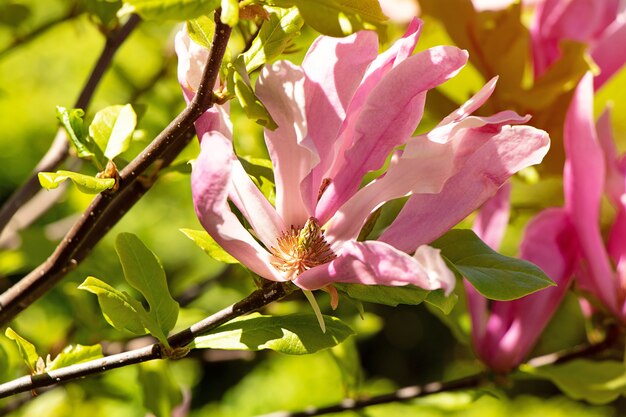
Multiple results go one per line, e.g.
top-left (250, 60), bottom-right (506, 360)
top-left (292, 0), bottom-right (386, 37)
top-left (189, 313), bottom-right (355, 354)
top-left (89, 104), bottom-right (137, 160)
top-left (227, 57), bottom-right (278, 129)
top-left (239, 155), bottom-right (275, 205)
top-left (138, 362), bottom-right (183, 417)
top-left (335, 283), bottom-right (430, 307)
top-left (521, 360), bottom-right (626, 404)
top-left (56, 106), bottom-right (93, 159)
top-left (0, 3), bottom-right (30, 27)
top-left (220, 0), bottom-right (238, 26)
top-left (115, 233), bottom-right (179, 344)
top-left (5, 327), bottom-right (39, 373)
top-left (432, 229), bottom-right (555, 301)
top-left (78, 276), bottom-right (147, 334)
top-left (45, 344), bottom-right (103, 371)
top-left (243, 6), bottom-right (304, 73)
top-left (85, 0), bottom-right (123, 30)
top-left (38, 170), bottom-right (116, 194)
top-left (120, 0), bottom-right (220, 21)
top-left (187, 15), bottom-right (215, 49)
top-left (180, 228), bottom-right (239, 264)
top-left (425, 289), bottom-right (458, 315)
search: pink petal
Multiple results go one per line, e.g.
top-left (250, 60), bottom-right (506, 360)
top-left (293, 240), bottom-right (454, 294)
top-left (325, 138), bottom-right (455, 245)
top-left (256, 61), bottom-right (318, 227)
top-left (596, 107), bottom-right (624, 206)
top-left (592, 18), bottom-right (626, 89)
top-left (476, 208), bottom-right (578, 371)
top-left (316, 46), bottom-right (469, 223)
top-left (306, 20), bottom-right (423, 208)
top-left (380, 125), bottom-right (550, 253)
top-left (300, 31), bottom-right (379, 211)
top-left (228, 159), bottom-right (286, 249)
top-left (191, 134), bottom-right (284, 281)
top-left (175, 27), bottom-right (210, 104)
top-left (473, 182), bottom-right (512, 250)
top-left (564, 72), bottom-right (617, 312)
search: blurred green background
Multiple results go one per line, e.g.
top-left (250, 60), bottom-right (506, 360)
top-left (1, 1), bottom-right (625, 416)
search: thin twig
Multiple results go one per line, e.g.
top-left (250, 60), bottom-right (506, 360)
top-left (255, 374), bottom-right (487, 417)
top-left (0, 13), bottom-right (232, 326)
top-left (0, 14), bottom-right (142, 236)
top-left (0, 281), bottom-right (292, 398)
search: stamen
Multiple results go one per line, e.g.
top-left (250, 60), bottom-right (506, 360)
top-left (269, 217), bottom-right (336, 280)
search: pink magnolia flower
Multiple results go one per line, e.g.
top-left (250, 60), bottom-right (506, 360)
top-left (177, 20), bottom-right (550, 303)
top-left (469, 71), bottom-right (626, 371)
top-left (531, 0), bottom-right (626, 88)
top-left (378, 0), bottom-right (420, 23)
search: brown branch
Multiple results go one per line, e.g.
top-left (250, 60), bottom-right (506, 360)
top-left (0, 13), bottom-right (232, 326)
top-left (0, 281), bottom-right (292, 398)
top-left (0, 14), bottom-right (141, 236)
top-left (255, 374), bottom-right (486, 417)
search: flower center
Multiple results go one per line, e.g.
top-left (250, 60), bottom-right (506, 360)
top-left (269, 217), bottom-right (336, 280)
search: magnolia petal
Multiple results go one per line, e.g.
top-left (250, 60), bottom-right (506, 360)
top-left (316, 46), bottom-right (469, 223)
top-left (229, 159), bottom-right (285, 249)
top-left (192, 134), bottom-right (283, 281)
top-left (293, 240), bottom-right (454, 294)
top-left (300, 31), bottom-right (379, 210)
top-left (476, 208), bottom-right (578, 372)
top-left (473, 182), bottom-right (512, 250)
top-left (437, 77), bottom-right (499, 128)
top-left (174, 27), bottom-right (210, 103)
top-left (564, 73), bottom-right (617, 312)
top-left (592, 18), bottom-right (626, 89)
top-left (597, 107), bottom-right (625, 206)
top-left (325, 138), bottom-right (454, 245)
top-left (307, 20), bottom-right (423, 208)
top-left (381, 125), bottom-right (550, 253)
top-left (257, 61), bottom-right (317, 227)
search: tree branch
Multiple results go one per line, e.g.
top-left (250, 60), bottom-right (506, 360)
top-left (0, 281), bottom-right (292, 398)
top-left (0, 14), bottom-right (142, 236)
top-left (0, 13), bottom-right (232, 326)
top-left (255, 374), bottom-right (487, 417)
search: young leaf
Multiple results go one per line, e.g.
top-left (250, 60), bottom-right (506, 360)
top-left (239, 155), bottom-right (275, 205)
top-left (119, 0), bottom-right (220, 21)
top-left (521, 360), bottom-right (626, 404)
top-left (335, 283), bottom-right (430, 307)
top-left (5, 327), bottom-right (39, 373)
top-left (45, 344), bottom-right (103, 371)
top-left (220, 0), bottom-right (238, 26)
top-left (432, 230), bottom-right (555, 301)
top-left (180, 228), bottom-right (239, 264)
top-left (38, 170), bottom-right (115, 194)
top-left (78, 276), bottom-right (147, 335)
top-left (189, 313), bottom-right (355, 354)
top-left (292, 0), bottom-right (387, 37)
top-left (89, 104), bottom-right (137, 160)
top-left (115, 233), bottom-right (179, 342)
top-left (243, 6), bottom-right (304, 73)
top-left (227, 58), bottom-right (278, 129)
top-left (56, 106), bottom-right (92, 158)
top-left (187, 15), bottom-right (215, 49)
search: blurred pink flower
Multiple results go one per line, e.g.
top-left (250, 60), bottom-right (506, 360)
top-left (470, 71), bottom-right (626, 371)
top-left (379, 0), bottom-right (420, 23)
top-left (177, 20), bottom-right (550, 299)
top-left (531, 0), bottom-right (626, 88)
